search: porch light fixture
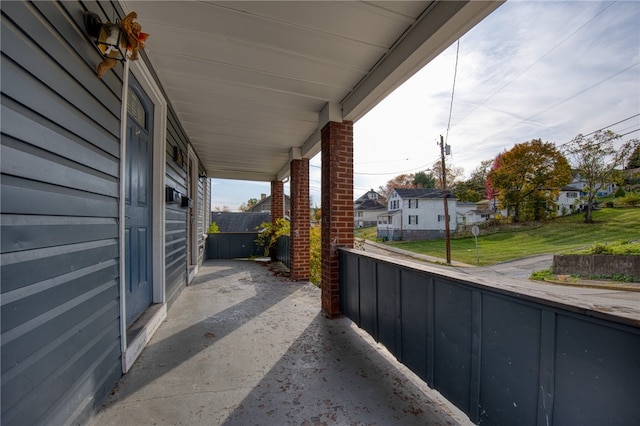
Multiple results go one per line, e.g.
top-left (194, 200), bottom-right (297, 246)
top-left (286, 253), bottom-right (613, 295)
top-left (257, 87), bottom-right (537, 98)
top-left (84, 12), bottom-right (126, 62)
top-left (83, 11), bottom-right (148, 78)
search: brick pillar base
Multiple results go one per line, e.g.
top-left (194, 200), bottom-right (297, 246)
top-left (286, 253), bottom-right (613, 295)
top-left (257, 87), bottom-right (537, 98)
top-left (270, 180), bottom-right (284, 261)
top-left (321, 121), bottom-right (354, 318)
top-left (290, 158), bottom-right (310, 280)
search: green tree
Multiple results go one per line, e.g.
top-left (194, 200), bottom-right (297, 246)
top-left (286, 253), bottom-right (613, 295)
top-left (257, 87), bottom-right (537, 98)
top-left (488, 139), bottom-right (572, 222)
top-left (239, 197), bottom-right (259, 212)
top-left (454, 159), bottom-right (492, 200)
top-left (208, 222), bottom-right (220, 233)
top-left (626, 143), bottom-right (640, 169)
top-left (431, 161), bottom-right (464, 189)
top-left (377, 173), bottom-right (414, 199)
top-left (413, 171), bottom-right (436, 189)
top-left (564, 130), bottom-right (638, 223)
top-left (456, 189), bottom-right (482, 202)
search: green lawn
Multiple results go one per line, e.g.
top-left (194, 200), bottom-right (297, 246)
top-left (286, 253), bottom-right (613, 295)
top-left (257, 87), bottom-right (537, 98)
top-left (383, 208), bottom-right (640, 266)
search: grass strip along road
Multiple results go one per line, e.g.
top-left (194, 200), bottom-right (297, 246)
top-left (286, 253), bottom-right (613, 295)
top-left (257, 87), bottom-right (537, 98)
top-left (357, 208), bottom-right (640, 266)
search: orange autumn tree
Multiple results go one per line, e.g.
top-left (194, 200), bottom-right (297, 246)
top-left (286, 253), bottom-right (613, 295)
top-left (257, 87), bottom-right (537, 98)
top-left (488, 139), bottom-right (572, 222)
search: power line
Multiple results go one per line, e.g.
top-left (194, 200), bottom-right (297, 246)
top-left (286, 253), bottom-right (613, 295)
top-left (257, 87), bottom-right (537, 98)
top-left (467, 62), bottom-right (640, 150)
top-left (450, 0), bottom-right (619, 131)
top-left (444, 40), bottom-right (460, 146)
top-left (583, 114), bottom-right (640, 138)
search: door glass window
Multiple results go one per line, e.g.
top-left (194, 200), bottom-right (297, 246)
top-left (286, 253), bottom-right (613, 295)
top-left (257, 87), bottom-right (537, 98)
top-left (128, 88), bottom-right (146, 128)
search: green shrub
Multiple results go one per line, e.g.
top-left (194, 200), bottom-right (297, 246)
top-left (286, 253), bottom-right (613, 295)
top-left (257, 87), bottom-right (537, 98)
top-left (530, 268), bottom-right (553, 281)
top-left (586, 243), bottom-right (612, 254)
top-left (255, 218), bottom-right (290, 256)
top-left (614, 187), bottom-right (626, 198)
top-left (310, 226), bottom-right (321, 286)
top-left (618, 193), bottom-right (640, 206)
top-left (208, 222), bottom-right (220, 233)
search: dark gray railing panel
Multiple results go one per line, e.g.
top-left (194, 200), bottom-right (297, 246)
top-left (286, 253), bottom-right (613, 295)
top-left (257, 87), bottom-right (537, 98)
top-left (275, 235), bottom-right (290, 268)
top-left (358, 256), bottom-right (377, 339)
top-left (206, 233), bottom-right (261, 259)
top-left (376, 263), bottom-right (400, 357)
top-left (479, 294), bottom-right (542, 425)
top-left (339, 249), bottom-right (640, 425)
top-left (553, 315), bottom-right (640, 425)
top-left (400, 270), bottom-right (429, 382)
top-left (433, 280), bottom-right (473, 414)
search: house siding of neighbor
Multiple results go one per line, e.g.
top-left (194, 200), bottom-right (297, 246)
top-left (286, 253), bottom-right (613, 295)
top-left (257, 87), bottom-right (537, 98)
top-left (249, 193), bottom-right (291, 215)
top-left (354, 190), bottom-right (386, 228)
top-left (554, 185), bottom-right (583, 216)
top-left (1, 2), bottom-right (209, 425)
top-left (377, 188), bottom-right (457, 241)
top-left (570, 176), bottom-right (617, 197)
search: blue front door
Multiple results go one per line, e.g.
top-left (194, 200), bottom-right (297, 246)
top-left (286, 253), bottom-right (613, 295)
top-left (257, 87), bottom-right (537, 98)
top-left (125, 78), bottom-right (153, 325)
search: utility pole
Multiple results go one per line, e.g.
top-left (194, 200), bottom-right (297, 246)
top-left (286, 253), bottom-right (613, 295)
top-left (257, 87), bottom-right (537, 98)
top-left (439, 135), bottom-right (451, 264)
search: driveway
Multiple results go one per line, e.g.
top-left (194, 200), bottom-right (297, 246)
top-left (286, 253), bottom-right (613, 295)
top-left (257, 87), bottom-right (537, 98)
top-left (362, 240), bottom-right (552, 278)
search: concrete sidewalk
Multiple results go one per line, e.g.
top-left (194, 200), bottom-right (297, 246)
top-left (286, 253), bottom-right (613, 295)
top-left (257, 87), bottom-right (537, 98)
top-left (91, 259), bottom-right (470, 426)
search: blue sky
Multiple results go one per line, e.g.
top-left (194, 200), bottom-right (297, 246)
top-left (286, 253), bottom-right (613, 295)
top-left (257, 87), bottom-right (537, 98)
top-left (212, 0), bottom-right (640, 211)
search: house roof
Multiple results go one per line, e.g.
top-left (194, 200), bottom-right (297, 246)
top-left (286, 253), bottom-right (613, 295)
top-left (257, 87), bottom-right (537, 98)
top-left (392, 188), bottom-right (455, 199)
top-left (355, 190), bottom-right (385, 204)
top-left (119, 1), bottom-right (502, 181)
top-left (560, 186), bottom-right (582, 191)
top-left (210, 212), bottom-right (271, 232)
top-left (249, 194), bottom-right (291, 212)
top-left (468, 209), bottom-right (494, 215)
top-left (355, 199), bottom-right (386, 211)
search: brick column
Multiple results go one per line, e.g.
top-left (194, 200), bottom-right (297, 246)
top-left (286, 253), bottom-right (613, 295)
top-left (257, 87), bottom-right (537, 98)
top-left (321, 121), bottom-right (354, 318)
top-left (290, 158), bottom-right (310, 280)
top-left (271, 180), bottom-right (284, 222)
top-left (270, 180), bottom-right (284, 261)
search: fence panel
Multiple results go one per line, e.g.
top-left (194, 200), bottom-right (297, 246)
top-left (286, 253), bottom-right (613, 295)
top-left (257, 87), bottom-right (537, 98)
top-left (205, 233), bottom-right (261, 259)
top-left (339, 249), bottom-right (640, 425)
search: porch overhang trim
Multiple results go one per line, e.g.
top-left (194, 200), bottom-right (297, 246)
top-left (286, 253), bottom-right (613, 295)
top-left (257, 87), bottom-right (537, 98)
top-left (341, 0), bottom-right (504, 122)
top-left (211, 169), bottom-right (277, 182)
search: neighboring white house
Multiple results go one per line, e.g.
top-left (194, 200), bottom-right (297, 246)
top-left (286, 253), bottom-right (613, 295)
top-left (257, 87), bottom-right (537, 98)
top-left (570, 176), bottom-right (617, 197)
top-left (553, 185), bottom-right (584, 216)
top-left (354, 190), bottom-right (386, 228)
top-left (377, 188), bottom-right (456, 241)
top-left (463, 209), bottom-right (497, 224)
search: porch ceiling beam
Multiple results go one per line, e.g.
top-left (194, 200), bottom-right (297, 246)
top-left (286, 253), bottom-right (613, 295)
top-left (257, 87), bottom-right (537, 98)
top-left (211, 169), bottom-right (277, 182)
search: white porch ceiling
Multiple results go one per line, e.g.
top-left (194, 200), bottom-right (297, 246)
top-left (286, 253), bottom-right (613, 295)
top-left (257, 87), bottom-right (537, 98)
top-left (122, 1), bottom-right (503, 181)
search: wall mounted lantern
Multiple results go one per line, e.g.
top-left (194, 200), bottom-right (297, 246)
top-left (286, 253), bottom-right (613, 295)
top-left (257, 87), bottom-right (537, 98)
top-left (84, 12), bottom-right (127, 62)
top-left (83, 11), bottom-right (148, 78)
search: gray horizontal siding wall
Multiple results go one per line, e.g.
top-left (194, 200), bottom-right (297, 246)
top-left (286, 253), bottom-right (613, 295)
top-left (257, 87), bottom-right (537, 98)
top-left (2, 1), bottom-right (208, 424)
top-left (165, 109), bottom-right (188, 307)
top-left (1, 1), bottom-right (123, 424)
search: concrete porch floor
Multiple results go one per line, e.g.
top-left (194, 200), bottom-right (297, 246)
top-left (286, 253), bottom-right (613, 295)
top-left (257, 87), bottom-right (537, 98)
top-left (91, 259), bottom-right (471, 426)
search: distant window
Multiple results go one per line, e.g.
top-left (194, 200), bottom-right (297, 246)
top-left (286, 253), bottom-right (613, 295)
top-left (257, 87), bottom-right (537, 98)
top-left (437, 215), bottom-right (451, 222)
top-left (408, 215), bottom-right (418, 225)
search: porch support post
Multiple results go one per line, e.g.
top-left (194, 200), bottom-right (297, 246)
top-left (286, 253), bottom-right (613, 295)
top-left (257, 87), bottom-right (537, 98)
top-left (321, 120), bottom-right (354, 318)
top-left (290, 157), bottom-right (310, 280)
top-left (270, 180), bottom-right (284, 261)
top-left (271, 180), bottom-right (284, 221)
